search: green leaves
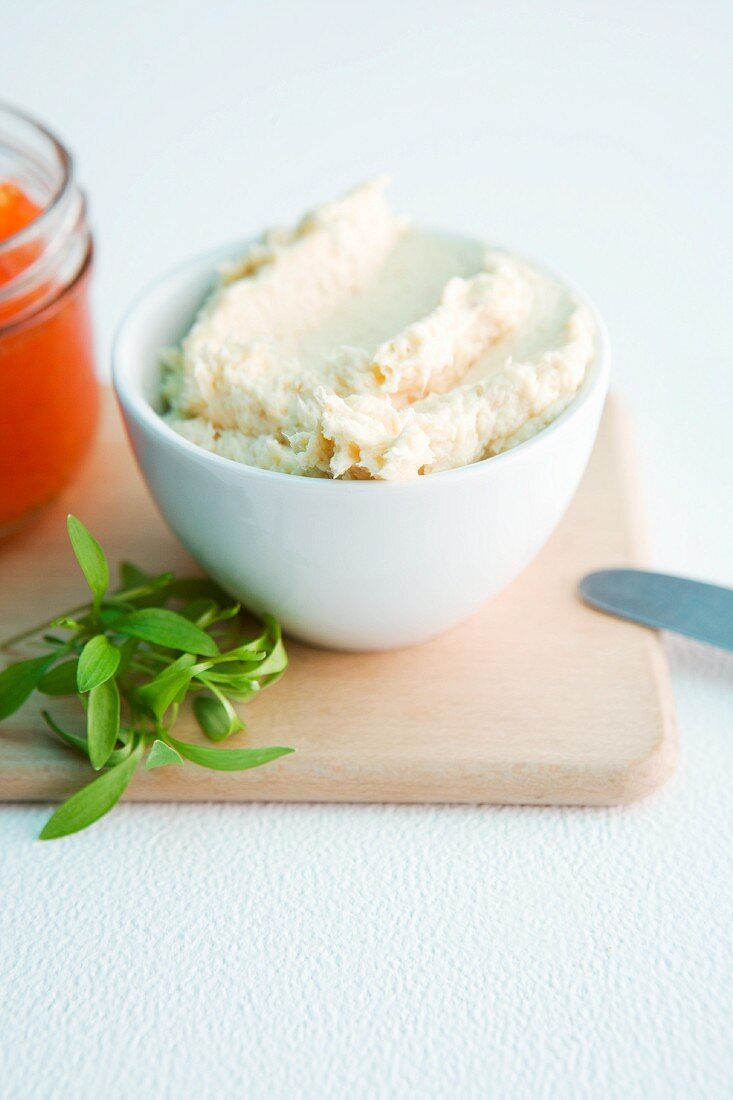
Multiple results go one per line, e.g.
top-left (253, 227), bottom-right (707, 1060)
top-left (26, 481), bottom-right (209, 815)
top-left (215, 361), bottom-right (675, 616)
top-left (116, 608), bottom-right (220, 656)
top-left (145, 739), bottom-right (183, 770)
top-left (252, 615), bottom-right (288, 681)
top-left (42, 711), bottom-right (133, 766)
top-left (42, 710), bottom-right (93, 758)
top-left (136, 654), bottom-right (199, 720)
top-left (0, 514), bottom-right (293, 839)
top-left (0, 654), bottom-right (56, 719)
top-left (67, 515), bottom-right (108, 610)
top-left (87, 678), bottom-right (120, 770)
top-left (167, 735), bottom-right (293, 772)
top-left (119, 561), bottom-right (153, 589)
top-left (38, 659), bottom-right (80, 696)
top-left (77, 635), bottom-right (120, 692)
top-left (39, 741), bottom-right (143, 840)
top-left (193, 692), bottom-right (244, 741)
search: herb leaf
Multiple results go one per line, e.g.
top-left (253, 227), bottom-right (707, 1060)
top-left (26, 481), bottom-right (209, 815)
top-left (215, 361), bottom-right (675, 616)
top-left (116, 608), bottom-right (220, 656)
top-left (42, 710), bottom-right (90, 758)
top-left (136, 654), bottom-right (199, 720)
top-left (180, 598), bottom-right (217, 624)
top-left (42, 710), bottom-right (132, 766)
top-left (67, 515), bottom-right (109, 609)
top-left (77, 635), bottom-right (121, 692)
top-left (39, 741), bottom-right (143, 840)
top-left (87, 678), bottom-right (120, 770)
top-left (145, 739), bottom-right (184, 770)
top-left (167, 577), bottom-right (231, 602)
top-left (116, 637), bottom-right (138, 674)
top-left (38, 659), bottom-right (80, 696)
top-left (167, 735), bottom-right (293, 772)
top-left (193, 691), bottom-right (244, 742)
top-left (254, 615), bottom-right (288, 680)
top-left (0, 654), bottom-right (57, 719)
top-left (119, 561), bottom-right (153, 588)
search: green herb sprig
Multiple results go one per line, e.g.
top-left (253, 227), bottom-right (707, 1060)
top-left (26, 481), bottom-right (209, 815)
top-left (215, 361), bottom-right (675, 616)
top-left (0, 515), bottom-right (293, 839)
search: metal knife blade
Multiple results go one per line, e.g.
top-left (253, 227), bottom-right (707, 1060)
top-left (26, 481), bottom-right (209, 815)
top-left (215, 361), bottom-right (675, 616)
top-left (579, 569), bottom-right (733, 652)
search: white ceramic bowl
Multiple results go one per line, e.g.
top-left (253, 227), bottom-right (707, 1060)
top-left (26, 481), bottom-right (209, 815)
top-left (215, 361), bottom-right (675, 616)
top-left (113, 243), bottom-right (610, 651)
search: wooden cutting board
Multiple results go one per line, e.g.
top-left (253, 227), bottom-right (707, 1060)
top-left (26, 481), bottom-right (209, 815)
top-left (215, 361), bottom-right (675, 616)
top-left (0, 391), bottom-right (675, 806)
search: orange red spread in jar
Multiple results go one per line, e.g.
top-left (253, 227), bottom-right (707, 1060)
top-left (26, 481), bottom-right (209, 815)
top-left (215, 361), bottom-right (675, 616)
top-left (0, 175), bottom-right (98, 535)
top-left (0, 182), bottom-right (41, 281)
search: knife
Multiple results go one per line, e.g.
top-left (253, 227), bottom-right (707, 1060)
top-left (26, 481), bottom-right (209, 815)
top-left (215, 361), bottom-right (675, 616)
top-left (579, 569), bottom-right (733, 652)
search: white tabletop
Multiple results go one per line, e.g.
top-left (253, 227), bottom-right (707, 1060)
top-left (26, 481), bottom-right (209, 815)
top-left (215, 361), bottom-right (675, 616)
top-left (1, 2), bottom-right (732, 1097)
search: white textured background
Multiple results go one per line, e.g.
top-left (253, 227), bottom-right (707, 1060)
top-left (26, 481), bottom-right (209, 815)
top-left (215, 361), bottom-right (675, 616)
top-left (1, 2), bottom-right (732, 1097)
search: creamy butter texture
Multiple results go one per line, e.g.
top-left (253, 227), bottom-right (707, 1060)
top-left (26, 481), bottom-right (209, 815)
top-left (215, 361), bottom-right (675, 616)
top-left (162, 179), bottom-right (596, 479)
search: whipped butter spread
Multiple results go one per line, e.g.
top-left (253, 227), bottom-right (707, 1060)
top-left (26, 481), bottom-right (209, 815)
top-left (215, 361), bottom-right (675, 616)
top-left (161, 179), bottom-right (596, 479)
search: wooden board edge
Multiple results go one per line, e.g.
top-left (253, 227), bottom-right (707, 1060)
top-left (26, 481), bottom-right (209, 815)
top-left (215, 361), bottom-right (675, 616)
top-left (0, 393), bottom-right (679, 810)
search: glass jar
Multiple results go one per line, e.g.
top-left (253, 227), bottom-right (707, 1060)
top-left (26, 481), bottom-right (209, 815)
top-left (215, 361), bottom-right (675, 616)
top-left (0, 103), bottom-right (99, 537)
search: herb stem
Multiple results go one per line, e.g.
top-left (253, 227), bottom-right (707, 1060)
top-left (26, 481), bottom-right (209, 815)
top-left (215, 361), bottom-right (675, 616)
top-left (1, 602), bottom-right (92, 652)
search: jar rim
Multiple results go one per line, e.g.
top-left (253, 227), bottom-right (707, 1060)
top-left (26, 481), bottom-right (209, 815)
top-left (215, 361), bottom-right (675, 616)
top-left (0, 100), bottom-right (73, 253)
top-left (0, 102), bottom-right (90, 326)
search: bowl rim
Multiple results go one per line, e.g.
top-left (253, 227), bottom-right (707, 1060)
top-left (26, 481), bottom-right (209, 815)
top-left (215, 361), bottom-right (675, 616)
top-left (112, 237), bottom-right (611, 492)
